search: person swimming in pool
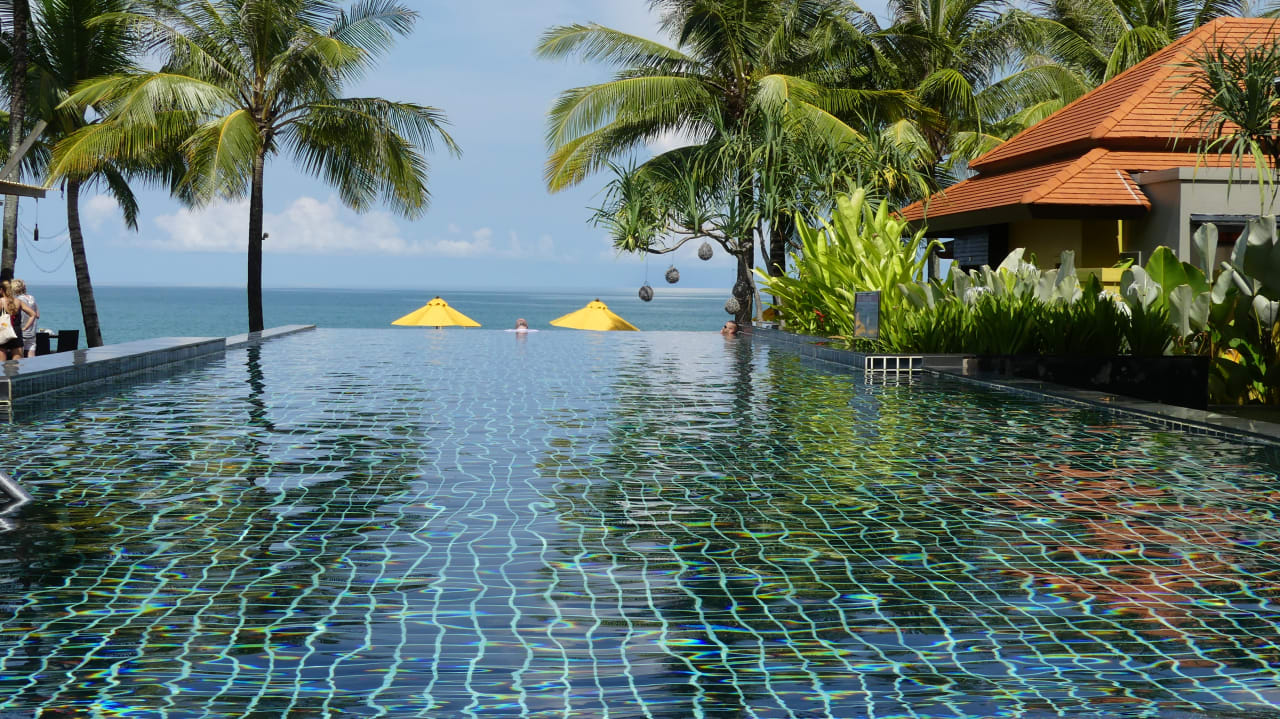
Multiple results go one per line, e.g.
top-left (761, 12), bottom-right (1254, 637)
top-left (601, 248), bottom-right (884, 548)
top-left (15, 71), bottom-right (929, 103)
top-left (506, 318), bottom-right (538, 333)
top-left (720, 320), bottom-right (739, 337)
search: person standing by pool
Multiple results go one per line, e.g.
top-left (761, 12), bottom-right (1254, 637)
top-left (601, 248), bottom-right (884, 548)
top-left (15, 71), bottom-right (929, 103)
top-left (0, 280), bottom-right (36, 360)
top-left (12, 279), bottom-right (38, 358)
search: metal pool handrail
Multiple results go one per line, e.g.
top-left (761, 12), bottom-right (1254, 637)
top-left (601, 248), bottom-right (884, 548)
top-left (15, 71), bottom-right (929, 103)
top-left (0, 468), bottom-right (31, 528)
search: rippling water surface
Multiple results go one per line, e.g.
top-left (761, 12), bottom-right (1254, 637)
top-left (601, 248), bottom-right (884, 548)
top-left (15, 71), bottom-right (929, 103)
top-left (1, 330), bottom-right (1278, 718)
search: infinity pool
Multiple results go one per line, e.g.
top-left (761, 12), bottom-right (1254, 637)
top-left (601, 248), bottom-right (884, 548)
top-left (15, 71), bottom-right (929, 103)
top-left (0, 330), bottom-right (1278, 718)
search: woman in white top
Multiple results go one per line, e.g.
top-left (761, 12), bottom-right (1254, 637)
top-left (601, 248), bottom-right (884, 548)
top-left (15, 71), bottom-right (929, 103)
top-left (11, 279), bottom-right (38, 357)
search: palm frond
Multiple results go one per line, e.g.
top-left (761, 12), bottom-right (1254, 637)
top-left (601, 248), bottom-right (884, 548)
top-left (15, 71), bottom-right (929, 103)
top-left (100, 162), bottom-right (140, 229)
top-left (1104, 23), bottom-right (1171, 79)
top-left (536, 24), bottom-right (695, 70)
top-left (329, 0), bottom-right (416, 54)
top-left (545, 75), bottom-right (713, 150)
top-left (179, 108), bottom-right (258, 201)
top-left (286, 95), bottom-right (458, 217)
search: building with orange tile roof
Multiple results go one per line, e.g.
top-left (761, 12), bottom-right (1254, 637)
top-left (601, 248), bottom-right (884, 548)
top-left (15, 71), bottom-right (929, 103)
top-left (900, 17), bottom-right (1280, 270)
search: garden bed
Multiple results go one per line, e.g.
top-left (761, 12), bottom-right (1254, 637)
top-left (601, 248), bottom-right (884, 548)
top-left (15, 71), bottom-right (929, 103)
top-left (975, 355), bottom-right (1210, 410)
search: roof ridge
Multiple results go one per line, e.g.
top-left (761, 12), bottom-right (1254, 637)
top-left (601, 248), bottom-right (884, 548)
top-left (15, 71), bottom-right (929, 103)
top-left (1020, 147), bottom-right (1109, 203)
top-left (969, 18), bottom-right (1280, 173)
top-left (1089, 23), bottom-right (1213, 140)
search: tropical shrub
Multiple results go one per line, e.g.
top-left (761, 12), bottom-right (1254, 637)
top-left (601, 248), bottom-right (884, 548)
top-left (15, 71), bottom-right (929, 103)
top-left (756, 188), bottom-right (939, 338)
top-left (895, 249), bottom-right (1166, 357)
top-left (1203, 217), bottom-right (1280, 404)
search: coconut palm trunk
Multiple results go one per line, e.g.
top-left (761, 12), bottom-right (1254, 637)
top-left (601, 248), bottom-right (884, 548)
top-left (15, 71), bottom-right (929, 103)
top-left (768, 214), bottom-right (793, 277)
top-left (734, 249), bottom-right (755, 326)
top-left (65, 179), bottom-right (103, 347)
top-left (48, 2), bottom-right (456, 337)
top-left (2, 0), bottom-right (31, 278)
top-left (248, 150), bottom-right (265, 333)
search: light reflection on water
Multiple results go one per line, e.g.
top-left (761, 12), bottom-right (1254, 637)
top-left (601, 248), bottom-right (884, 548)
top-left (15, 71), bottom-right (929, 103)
top-left (0, 329), bottom-right (1277, 718)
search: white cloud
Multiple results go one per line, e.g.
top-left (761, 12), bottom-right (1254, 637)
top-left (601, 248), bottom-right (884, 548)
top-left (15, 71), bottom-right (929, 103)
top-left (142, 195), bottom-right (561, 260)
top-left (82, 194), bottom-right (122, 231)
top-left (649, 128), bottom-right (702, 154)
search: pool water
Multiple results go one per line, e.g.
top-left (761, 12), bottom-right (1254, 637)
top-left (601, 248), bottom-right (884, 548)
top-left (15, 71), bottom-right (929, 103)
top-left (1, 330), bottom-right (1278, 718)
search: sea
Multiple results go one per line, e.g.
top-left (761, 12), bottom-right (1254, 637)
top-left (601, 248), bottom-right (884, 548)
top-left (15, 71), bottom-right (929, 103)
top-left (25, 285), bottom-right (735, 346)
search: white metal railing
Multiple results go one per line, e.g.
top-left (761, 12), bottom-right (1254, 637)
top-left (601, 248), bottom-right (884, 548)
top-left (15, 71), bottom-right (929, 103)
top-left (0, 468), bottom-right (31, 531)
top-left (864, 355), bottom-right (924, 373)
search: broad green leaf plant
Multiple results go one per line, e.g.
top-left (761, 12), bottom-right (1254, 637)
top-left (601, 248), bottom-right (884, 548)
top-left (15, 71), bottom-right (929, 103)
top-left (755, 187), bottom-right (938, 339)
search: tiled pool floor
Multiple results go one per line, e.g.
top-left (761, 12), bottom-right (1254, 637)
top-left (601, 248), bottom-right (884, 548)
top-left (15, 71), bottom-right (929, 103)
top-left (0, 330), bottom-right (1277, 717)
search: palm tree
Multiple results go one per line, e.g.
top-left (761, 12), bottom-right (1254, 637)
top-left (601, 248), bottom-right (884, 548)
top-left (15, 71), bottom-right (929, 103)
top-left (4, 0), bottom-right (149, 347)
top-left (1028, 0), bottom-right (1248, 85)
top-left (538, 0), bottom-right (909, 321)
top-left (861, 0), bottom-right (1089, 182)
top-left (2, 0), bottom-right (31, 278)
top-left (49, 0), bottom-right (459, 333)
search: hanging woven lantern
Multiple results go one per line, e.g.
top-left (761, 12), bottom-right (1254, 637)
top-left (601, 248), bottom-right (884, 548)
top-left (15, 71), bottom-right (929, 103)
top-left (665, 265), bottom-right (680, 284)
top-left (638, 283), bottom-right (654, 302)
top-left (733, 279), bottom-right (750, 299)
top-left (697, 242), bottom-right (713, 261)
top-left (724, 296), bottom-right (741, 315)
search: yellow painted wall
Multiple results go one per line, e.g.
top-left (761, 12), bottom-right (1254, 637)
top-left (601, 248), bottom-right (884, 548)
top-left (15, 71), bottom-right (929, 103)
top-left (1009, 220), bottom-right (1081, 266)
top-left (1008, 218), bottom-right (1122, 268)
top-left (1080, 220), bottom-right (1122, 267)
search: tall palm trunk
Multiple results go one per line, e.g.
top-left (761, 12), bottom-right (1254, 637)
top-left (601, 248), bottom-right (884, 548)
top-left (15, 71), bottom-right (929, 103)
top-left (2, 0), bottom-right (31, 278)
top-left (247, 150), bottom-right (265, 333)
top-left (66, 179), bottom-right (104, 347)
top-left (768, 214), bottom-right (792, 277)
top-left (733, 250), bottom-right (754, 326)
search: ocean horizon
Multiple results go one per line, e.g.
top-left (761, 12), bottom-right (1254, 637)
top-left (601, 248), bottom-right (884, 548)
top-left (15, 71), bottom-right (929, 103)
top-left (25, 285), bottom-right (738, 346)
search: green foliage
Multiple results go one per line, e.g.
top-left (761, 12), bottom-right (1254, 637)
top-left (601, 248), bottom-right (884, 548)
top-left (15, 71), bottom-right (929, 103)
top-left (754, 187), bottom-right (938, 337)
top-left (1025, 0), bottom-right (1243, 86)
top-left (1177, 38), bottom-right (1280, 214)
top-left (1039, 275), bottom-right (1127, 356)
top-left (46, 0), bottom-right (459, 332)
top-left (889, 249), bottom-right (1170, 356)
top-left (1207, 216), bottom-right (1280, 404)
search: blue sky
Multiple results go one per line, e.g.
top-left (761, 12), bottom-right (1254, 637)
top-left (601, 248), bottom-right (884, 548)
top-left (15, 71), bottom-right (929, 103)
top-left (16, 0), bottom-right (886, 291)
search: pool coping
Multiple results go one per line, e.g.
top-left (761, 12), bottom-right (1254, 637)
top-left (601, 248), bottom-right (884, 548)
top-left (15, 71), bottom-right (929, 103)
top-left (0, 324), bottom-right (316, 412)
top-left (225, 324), bottom-right (316, 349)
top-left (747, 325), bottom-right (1280, 447)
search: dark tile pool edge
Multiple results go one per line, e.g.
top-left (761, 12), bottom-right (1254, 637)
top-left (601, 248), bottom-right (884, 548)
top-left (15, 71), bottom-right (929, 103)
top-left (747, 325), bottom-right (1280, 447)
top-left (930, 369), bottom-right (1280, 446)
top-left (1, 337), bottom-right (225, 407)
top-left (0, 325), bottom-right (316, 412)
top-left (225, 324), bottom-right (316, 349)
top-left (745, 326), bottom-right (965, 371)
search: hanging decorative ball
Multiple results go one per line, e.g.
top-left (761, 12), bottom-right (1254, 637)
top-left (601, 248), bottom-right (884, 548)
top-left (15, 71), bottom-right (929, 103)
top-left (733, 279), bottom-right (750, 299)
top-left (725, 296), bottom-right (741, 315)
top-left (638, 283), bottom-right (654, 302)
top-left (697, 242), bottom-right (713, 261)
top-left (665, 265), bottom-right (680, 284)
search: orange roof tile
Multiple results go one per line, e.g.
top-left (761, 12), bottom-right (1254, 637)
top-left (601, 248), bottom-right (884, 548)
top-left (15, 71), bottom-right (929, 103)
top-left (900, 150), bottom-right (1239, 224)
top-left (969, 17), bottom-right (1280, 174)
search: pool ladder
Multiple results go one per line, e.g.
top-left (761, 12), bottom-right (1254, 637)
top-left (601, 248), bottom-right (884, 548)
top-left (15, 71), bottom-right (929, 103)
top-left (0, 468), bottom-right (31, 531)
top-left (864, 355), bottom-right (924, 374)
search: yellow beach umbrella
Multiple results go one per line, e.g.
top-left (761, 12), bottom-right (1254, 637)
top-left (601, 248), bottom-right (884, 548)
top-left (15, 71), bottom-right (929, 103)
top-left (391, 296), bottom-right (481, 328)
top-left (550, 299), bottom-right (639, 331)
